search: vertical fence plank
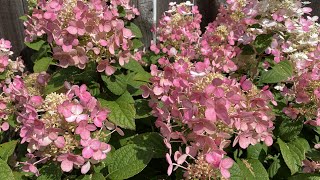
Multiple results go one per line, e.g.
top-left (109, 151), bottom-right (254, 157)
top-left (0, 0), bottom-right (27, 58)
top-left (131, 0), bottom-right (153, 47)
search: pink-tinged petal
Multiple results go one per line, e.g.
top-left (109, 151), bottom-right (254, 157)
top-left (40, 136), bottom-right (52, 146)
top-left (76, 114), bottom-right (89, 123)
top-left (221, 158), bottom-right (233, 169)
top-left (177, 154), bottom-right (187, 165)
top-left (99, 40), bottom-right (108, 46)
top-left (122, 28), bottom-right (133, 38)
top-left (186, 146), bottom-right (197, 157)
top-left (213, 87), bottom-right (225, 98)
top-left (109, 44), bottom-right (115, 55)
top-left (264, 136), bottom-right (273, 146)
top-left (90, 140), bottom-right (101, 150)
top-left (55, 136), bottom-right (66, 148)
top-left (75, 155), bottom-right (85, 165)
top-left (220, 168), bottom-right (231, 179)
top-left (93, 119), bottom-right (103, 127)
top-left (166, 153), bottom-right (173, 175)
top-left (153, 86), bottom-right (164, 96)
top-left (101, 143), bottom-right (112, 153)
top-left (72, 104), bottom-right (83, 115)
top-left (75, 126), bottom-right (84, 135)
top-left (65, 115), bottom-right (77, 122)
top-left (48, 132), bottom-right (58, 140)
top-left (215, 104), bottom-right (230, 124)
top-left (98, 110), bottom-right (108, 120)
top-left (61, 160), bottom-right (73, 172)
top-left (86, 124), bottom-right (97, 131)
top-left (82, 147), bottom-right (94, 159)
top-left (166, 153), bottom-right (172, 165)
top-left (205, 108), bottom-right (216, 121)
top-left (174, 151), bottom-right (182, 161)
top-left (29, 164), bottom-right (40, 176)
top-left (62, 44), bottom-right (73, 52)
top-left (115, 127), bottom-right (124, 136)
top-left (105, 65), bottom-right (116, 75)
top-left (81, 162), bottom-right (91, 174)
top-left (80, 130), bottom-right (91, 140)
top-left (1, 122), bottom-right (9, 131)
top-left (239, 136), bottom-right (250, 149)
top-left (92, 150), bottom-right (103, 160)
top-left (67, 26), bottom-right (78, 35)
top-left (241, 80), bottom-right (252, 91)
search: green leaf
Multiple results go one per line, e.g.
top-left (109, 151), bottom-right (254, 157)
top-left (33, 57), bottom-right (52, 73)
top-left (73, 62), bottom-right (99, 84)
top-left (127, 72), bottom-right (150, 96)
top-left (0, 159), bottom-right (14, 180)
top-left (241, 45), bottom-right (255, 55)
top-left (0, 71), bottom-right (7, 81)
top-left (260, 60), bottom-right (293, 84)
top-left (132, 39), bottom-right (144, 49)
top-left (135, 99), bottom-right (152, 119)
top-left (253, 34), bottom-right (273, 54)
top-left (307, 149), bottom-right (320, 161)
top-left (44, 67), bottom-right (81, 94)
top-left (7, 114), bottom-right (17, 128)
top-left (278, 119), bottom-right (303, 141)
top-left (31, 44), bottom-right (51, 62)
top-left (289, 173), bottom-right (320, 180)
top-left (87, 82), bottom-right (101, 96)
top-left (278, 138), bottom-right (299, 175)
top-left (247, 143), bottom-right (267, 160)
top-left (107, 144), bottom-right (153, 180)
top-left (229, 162), bottom-right (245, 180)
top-left (37, 163), bottom-right (62, 180)
top-left (99, 92), bottom-right (136, 130)
top-left (80, 173), bottom-right (105, 180)
top-left (25, 39), bottom-right (46, 51)
top-left (127, 23), bottom-right (143, 38)
top-left (117, 6), bottom-right (126, 17)
top-left (278, 138), bottom-right (310, 175)
top-left (236, 158), bottom-right (269, 180)
top-left (119, 132), bottom-right (166, 158)
top-left (268, 158), bottom-right (281, 178)
top-left (122, 60), bottom-right (145, 72)
top-left (101, 74), bottom-right (127, 96)
top-left (19, 15), bottom-right (28, 21)
top-left (0, 141), bottom-right (17, 162)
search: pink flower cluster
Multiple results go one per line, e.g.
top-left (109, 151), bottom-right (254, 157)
top-left (202, 0), bottom-right (319, 73)
top-left (281, 44), bottom-right (320, 126)
top-left (143, 58), bottom-right (275, 178)
top-left (0, 38), bottom-right (12, 72)
top-left (0, 40), bottom-right (115, 175)
top-left (150, 1), bottom-right (202, 60)
top-left (25, 0), bottom-right (141, 75)
top-left (13, 82), bottom-right (114, 175)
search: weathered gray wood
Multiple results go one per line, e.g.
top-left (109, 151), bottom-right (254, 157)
top-left (0, 0), bottom-right (27, 58)
top-left (131, 0), bottom-right (154, 48)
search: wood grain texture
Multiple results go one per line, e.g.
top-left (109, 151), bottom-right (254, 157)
top-left (131, 0), bottom-right (154, 47)
top-left (0, 0), bottom-right (27, 58)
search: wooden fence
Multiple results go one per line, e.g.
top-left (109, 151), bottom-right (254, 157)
top-left (0, 0), bottom-right (319, 56)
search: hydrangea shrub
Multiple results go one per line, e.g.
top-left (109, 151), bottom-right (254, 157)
top-left (1, 0), bottom-right (320, 179)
